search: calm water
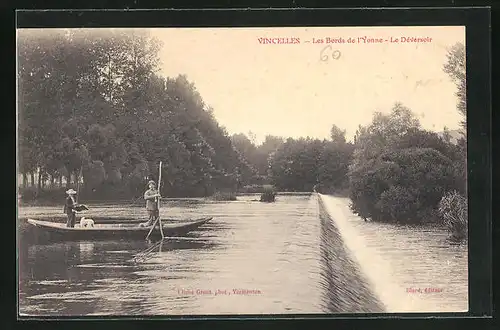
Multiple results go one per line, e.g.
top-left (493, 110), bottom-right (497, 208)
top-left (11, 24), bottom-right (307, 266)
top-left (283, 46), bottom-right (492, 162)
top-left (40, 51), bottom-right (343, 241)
top-left (18, 194), bottom-right (468, 316)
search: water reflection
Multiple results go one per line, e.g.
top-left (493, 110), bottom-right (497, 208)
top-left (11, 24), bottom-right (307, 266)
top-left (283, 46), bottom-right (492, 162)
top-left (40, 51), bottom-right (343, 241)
top-left (20, 232), bottom-right (223, 316)
top-left (19, 195), bottom-right (327, 316)
top-left (79, 242), bottom-right (95, 261)
top-left (18, 194), bottom-right (468, 316)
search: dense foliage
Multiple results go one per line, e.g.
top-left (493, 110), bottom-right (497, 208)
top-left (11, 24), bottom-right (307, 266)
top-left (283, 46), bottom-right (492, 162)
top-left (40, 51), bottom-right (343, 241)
top-left (347, 104), bottom-right (465, 224)
top-left (443, 43), bottom-right (466, 129)
top-left (18, 29), bottom-right (467, 236)
top-left (269, 137), bottom-right (353, 193)
top-left (231, 125), bottom-right (354, 194)
top-left (18, 29), bottom-right (253, 199)
top-left (438, 190), bottom-right (467, 240)
top-left (346, 42), bottom-right (467, 227)
top-left (260, 185), bottom-right (276, 203)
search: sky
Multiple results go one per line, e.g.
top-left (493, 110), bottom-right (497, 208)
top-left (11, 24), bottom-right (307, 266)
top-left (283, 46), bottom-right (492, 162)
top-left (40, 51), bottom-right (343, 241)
top-left (149, 26), bottom-right (465, 144)
top-left (20, 26), bottom-right (463, 145)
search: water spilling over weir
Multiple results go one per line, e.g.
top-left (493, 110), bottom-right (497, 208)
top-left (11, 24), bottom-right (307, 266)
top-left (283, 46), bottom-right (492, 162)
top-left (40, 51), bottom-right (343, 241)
top-left (317, 193), bottom-right (467, 313)
top-left (18, 194), bottom-right (467, 315)
top-left (317, 194), bottom-right (385, 313)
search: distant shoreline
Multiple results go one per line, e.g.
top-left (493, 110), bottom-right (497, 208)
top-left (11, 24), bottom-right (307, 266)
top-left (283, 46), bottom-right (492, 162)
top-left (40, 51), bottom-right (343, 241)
top-left (17, 192), bottom-right (314, 208)
top-left (236, 192), bottom-right (312, 196)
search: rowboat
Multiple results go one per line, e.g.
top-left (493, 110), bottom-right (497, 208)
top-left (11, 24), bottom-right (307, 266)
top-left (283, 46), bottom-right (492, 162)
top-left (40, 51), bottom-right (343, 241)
top-left (26, 217), bottom-right (213, 241)
top-left (21, 216), bottom-right (147, 225)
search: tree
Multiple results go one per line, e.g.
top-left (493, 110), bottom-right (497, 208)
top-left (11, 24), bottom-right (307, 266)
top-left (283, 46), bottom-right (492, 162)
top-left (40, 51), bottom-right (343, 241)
top-left (330, 124), bottom-right (346, 144)
top-left (441, 126), bottom-right (452, 143)
top-left (254, 135), bottom-right (284, 175)
top-left (267, 136), bottom-right (352, 193)
top-left (17, 29), bottom-right (264, 200)
top-left (443, 42), bottom-right (466, 131)
top-left (348, 103), bottom-right (463, 224)
top-left (53, 136), bottom-right (90, 188)
top-left (352, 103), bottom-right (421, 164)
top-left (231, 133), bottom-right (258, 163)
top-left (443, 42), bottom-right (467, 197)
top-left (247, 131), bottom-right (257, 145)
top-left (317, 140), bottom-right (354, 193)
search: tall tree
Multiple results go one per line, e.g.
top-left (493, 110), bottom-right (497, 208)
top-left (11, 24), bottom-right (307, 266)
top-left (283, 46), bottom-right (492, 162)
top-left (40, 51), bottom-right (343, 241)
top-left (443, 42), bottom-right (466, 131)
top-left (348, 102), bottom-right (464, 224)
top-left (330, 124), bottom-right (347, 144)
top-left (443, 42), bottom-right (467, 195)
top-left (17, 29), bottom-right (263, 199)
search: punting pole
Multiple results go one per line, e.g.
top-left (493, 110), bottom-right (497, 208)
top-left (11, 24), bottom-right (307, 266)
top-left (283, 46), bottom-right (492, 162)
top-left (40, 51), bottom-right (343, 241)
top-left (146, 161), bottom-right (165, 240)
top-left (133, 239), bottom-right (164, 263)
top-left (77, 166), bottom-right (83, 204)
top-left (158, 161), bottom-right (164, 238)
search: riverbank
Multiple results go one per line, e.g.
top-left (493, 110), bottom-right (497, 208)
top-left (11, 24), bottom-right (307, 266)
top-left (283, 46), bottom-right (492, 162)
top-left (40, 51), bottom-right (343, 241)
top-left (17, 191), bottom-right (313, 207)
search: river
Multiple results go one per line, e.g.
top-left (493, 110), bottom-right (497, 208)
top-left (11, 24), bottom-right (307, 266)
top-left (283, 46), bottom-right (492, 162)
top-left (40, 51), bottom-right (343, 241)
top-left (17, 194), bottom-right (468, 316)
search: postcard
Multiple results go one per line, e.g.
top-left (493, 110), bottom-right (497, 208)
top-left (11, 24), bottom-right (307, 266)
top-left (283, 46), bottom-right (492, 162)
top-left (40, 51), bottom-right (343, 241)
top-left (17, 24), bottom-right (469, 317)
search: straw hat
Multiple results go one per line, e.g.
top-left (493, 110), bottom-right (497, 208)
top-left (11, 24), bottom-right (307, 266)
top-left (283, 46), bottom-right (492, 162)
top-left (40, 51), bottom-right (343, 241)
top-left (66, 189), bottom-right (77, 195)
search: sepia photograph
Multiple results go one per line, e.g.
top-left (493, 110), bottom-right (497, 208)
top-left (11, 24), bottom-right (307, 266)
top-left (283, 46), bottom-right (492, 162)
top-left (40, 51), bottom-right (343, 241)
top-left (17, 25), bottom-right (468, 316)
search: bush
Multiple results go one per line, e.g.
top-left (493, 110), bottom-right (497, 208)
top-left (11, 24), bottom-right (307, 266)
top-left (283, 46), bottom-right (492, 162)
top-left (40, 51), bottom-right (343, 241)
top-left (438, 191), bottom-right (467, 241)
top-left (19, 186), bottom-right (38, 202)
top-left (210, 190), bottom-right (237, 201)
top-left (376, 185), bottom-right (417, 223)
top-left (315, 182), bottom-right (350, 196)
top-left (260, 186), bottom-right (276, 202)
top-left (348, 158), bottom-right (401, 221)
top-left (238, 184), bottom-right (275, 194)
top-left (19, 186), bottom-right (69, 203)
top-left (347, 104), bottom-right (466, 227)
top-left (348, 148), bottom-right (459, 224)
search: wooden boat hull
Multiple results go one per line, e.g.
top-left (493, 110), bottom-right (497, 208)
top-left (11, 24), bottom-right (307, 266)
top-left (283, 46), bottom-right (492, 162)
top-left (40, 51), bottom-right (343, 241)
top-left (26, 217), bottom-right (213, 241)
top-left (21, 217), bottom-right (147, 225)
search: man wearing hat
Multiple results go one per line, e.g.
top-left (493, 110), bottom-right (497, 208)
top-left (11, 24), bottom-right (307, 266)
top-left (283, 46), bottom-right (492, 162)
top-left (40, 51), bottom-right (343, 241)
top-left (64, 189), bottom-right (78, 228)
top-left (144, 180), bottom-right (161, 226)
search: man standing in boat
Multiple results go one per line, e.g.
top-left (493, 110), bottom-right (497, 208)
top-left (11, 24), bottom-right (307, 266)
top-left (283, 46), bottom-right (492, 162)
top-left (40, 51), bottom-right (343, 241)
top-left (144, 180), bottom-right (161, 226)
top-left (64, 189), bottom-right (78, 228)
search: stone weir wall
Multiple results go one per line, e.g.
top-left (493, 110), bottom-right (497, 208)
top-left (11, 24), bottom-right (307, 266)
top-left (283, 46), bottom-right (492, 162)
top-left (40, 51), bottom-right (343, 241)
top-left (317, 193), bottom-right (386, 313)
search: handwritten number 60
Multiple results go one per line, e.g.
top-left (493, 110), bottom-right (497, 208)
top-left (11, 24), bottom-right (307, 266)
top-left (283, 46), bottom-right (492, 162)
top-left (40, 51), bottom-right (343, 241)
top-left (320, 45), bottom-right (341, 61)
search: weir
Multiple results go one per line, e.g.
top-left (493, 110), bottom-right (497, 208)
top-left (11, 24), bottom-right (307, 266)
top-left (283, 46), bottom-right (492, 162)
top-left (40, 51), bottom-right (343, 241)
top-left (317, 193), bottom-right (436, 313)
top-left (318, 194), bottom-right (385, 313)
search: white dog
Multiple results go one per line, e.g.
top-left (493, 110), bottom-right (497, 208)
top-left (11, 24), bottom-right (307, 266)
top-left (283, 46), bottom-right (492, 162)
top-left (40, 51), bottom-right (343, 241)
top-left (80, 217), bottom-right (95, 228)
